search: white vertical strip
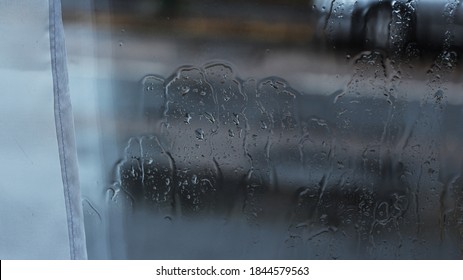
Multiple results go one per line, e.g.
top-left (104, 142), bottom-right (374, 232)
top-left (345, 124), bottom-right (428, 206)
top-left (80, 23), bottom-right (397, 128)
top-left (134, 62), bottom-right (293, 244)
top-left (0, 0), bottom-right (70, 259)
top-left (49, 0), bottom-right (88, 260)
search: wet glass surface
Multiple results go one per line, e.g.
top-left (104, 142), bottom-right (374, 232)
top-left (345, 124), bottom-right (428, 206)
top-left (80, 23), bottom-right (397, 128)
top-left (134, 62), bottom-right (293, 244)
top-left (63, 0), bottom-right (463, 259)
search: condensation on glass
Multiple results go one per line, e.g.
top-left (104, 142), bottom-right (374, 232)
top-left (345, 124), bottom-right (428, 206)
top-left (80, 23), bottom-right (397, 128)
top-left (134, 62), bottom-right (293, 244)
top-left (63, 0), bottom-right (463, 259)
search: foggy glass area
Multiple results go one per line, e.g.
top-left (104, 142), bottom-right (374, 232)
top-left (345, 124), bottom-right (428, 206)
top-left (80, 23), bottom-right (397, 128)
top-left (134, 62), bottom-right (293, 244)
top-left (62, 0), bottom-right (463, 259)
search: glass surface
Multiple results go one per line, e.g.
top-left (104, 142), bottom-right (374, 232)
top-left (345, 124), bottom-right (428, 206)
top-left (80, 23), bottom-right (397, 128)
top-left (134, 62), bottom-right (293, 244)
top-left (62, 0), bottom-right (463, 259)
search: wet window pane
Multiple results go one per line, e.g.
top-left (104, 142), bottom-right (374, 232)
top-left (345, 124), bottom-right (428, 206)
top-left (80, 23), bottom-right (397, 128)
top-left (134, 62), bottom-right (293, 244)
top-left (63, 0), bottom-right (463, 259)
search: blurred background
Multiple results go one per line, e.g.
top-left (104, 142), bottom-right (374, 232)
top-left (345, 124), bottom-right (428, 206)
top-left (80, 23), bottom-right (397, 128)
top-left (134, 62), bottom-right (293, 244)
top-left (61, 0), bottom-right (463, 259)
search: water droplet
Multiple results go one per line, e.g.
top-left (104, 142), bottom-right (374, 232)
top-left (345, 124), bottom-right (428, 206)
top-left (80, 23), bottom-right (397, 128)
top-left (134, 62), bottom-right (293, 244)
top-left (203, 112), bottom-right (215, 124)
top-left (191, 174), bottom-right (198, 184)
top-left (434, 90), bottom-right (444, 103)
top-left (184, 113), bottom-right (192, 124)
top-left (233, 113), bottom-right (240, 126)
top-left (195, 128), bottom-right (205, 140)
top-left (181, 86), bottom-right (190, 95)
top-left (260, 121), bottom-right (268, 129)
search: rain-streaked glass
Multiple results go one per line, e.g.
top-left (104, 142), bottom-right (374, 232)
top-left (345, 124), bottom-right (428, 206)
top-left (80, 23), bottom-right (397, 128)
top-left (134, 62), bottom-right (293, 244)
top-left (62, 0), bottom-right (463, 259)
